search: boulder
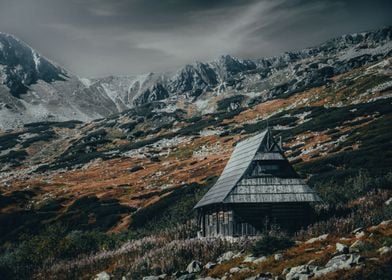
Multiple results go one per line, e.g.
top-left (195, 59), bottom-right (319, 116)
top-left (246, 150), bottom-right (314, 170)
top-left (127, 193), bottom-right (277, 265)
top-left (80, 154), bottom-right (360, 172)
top-left (385, 197), bottom-right (392, 205)
top-left (229, 266), bottom-right (251, 274)
top-left (379, 220), bottom-right (392, 226)
top-left (253, 256), bottom-right (267, 264)
top-left (313, 266), bottom-right (339, 278)
top-left (305, 234), bottom-right (328, 244)
top-left (95, 272), bottom-right (111, 280)
top-left (355, 231), bottom-right (366, 239)
top-left (325, 254), bottom-right (363, 269)
top-left (243, 255), bottom-right (256, 263)
top-left (177, 274), bottom-right (195, 280)
top-left (274, 253), bottom-right (283, 261)
top-left (377, 246), bottom-right (392, 255)
top-left (229, 267), bottom-right (241, 274)
top-left (204, 262), bottom-right (217, 270)
top-left (187, 260), bottom-right (202, 273)
top-left (314, 254), bottom-right (362, 278)
top-left (217, 251), bottom-right (237, 263)
top-left (335, 243), bottom-right (349, 254)
top-left (285, 264), bottom-right (318, 280)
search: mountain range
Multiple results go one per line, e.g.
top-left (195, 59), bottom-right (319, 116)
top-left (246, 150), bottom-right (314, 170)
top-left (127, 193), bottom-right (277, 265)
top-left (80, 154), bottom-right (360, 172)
top-left (1, 27), bottom-right (391, 130)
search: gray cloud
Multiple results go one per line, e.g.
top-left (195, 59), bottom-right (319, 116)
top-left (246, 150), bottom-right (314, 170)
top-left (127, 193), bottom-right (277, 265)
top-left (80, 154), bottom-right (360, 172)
top-left (0, 0), bottom-right (391, 77)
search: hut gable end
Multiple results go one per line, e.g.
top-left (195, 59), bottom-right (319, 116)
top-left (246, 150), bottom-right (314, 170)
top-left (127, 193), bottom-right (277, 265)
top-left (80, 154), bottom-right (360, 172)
top-left (195, 129), bottom-right (321, 209)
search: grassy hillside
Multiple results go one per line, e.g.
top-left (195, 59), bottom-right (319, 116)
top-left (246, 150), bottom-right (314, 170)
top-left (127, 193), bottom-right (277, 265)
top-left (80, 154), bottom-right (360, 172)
top-left (0, 58), bottom-right (391, 279)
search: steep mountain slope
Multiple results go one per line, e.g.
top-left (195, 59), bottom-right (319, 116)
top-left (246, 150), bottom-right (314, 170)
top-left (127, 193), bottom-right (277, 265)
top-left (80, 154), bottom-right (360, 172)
top-left (1, 27), bottom-right (391, 129)
top-left (0, 33), bottom-right (67, 97)
top-left (0, 33), bottom-right (121, 129)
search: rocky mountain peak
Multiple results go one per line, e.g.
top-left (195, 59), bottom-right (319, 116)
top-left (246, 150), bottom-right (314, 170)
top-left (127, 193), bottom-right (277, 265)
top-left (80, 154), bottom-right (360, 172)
top-left (0, 33), bottom-right (67, 97)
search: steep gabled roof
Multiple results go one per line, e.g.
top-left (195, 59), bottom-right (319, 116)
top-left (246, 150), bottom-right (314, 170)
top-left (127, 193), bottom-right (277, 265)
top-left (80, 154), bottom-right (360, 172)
top-left (195, 128), bottom-right (321, 209)
top-left (195, 129), bottom-right (269, 208)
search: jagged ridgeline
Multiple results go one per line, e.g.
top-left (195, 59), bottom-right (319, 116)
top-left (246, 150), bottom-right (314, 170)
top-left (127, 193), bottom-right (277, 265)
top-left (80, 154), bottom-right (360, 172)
top-left (0, 27), bottom-right (391, 129)
top-left (0, 27), bottom-right (391, 279)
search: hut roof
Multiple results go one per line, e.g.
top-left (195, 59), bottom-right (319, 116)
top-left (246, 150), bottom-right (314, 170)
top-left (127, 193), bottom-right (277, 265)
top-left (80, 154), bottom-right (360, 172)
top-left (194, 129), bottom-right (321, 208)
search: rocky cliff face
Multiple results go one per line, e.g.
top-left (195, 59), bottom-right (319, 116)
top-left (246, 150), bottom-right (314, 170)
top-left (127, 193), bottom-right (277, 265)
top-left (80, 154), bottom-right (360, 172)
top-left (0, 33), bottom-right (67, 98)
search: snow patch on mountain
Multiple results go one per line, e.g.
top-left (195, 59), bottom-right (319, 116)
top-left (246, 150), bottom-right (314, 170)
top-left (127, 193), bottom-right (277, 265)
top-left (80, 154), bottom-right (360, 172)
top-left (32, 50), bottom-right (41, 72)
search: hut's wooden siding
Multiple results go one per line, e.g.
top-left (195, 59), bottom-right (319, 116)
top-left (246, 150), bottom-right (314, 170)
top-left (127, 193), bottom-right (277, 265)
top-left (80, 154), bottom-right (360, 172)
top-left (225, 178), bottom-right (320, 203)
top-left (200, 202), bottom-right (313, 237)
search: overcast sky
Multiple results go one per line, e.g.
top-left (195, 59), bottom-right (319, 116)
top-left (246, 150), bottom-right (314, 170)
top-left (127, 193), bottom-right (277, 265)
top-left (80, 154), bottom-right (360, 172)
top-left (0, 0), bottom-right (391, 77)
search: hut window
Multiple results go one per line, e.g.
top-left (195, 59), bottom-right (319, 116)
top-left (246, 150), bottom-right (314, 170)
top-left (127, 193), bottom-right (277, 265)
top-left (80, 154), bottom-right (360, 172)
top-left (208, 214), bottom-right (214, 226)
top-left (219, 211), bottom-right (224, 224)
top-left (212, 213), bottom-right (217, 226)
top-left (228, 211), bottom-right (233, 222)
top-left (223, 212), bottom-right (229, 224)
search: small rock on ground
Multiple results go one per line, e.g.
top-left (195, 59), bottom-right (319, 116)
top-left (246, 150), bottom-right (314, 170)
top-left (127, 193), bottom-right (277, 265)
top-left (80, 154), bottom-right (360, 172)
top-left (217, 251), bottom-right (237, 263)
top-left (187, 260), bottom-right (202, 273)
top-left (335, 243), bottom-right (349, 254)
top-left (274, 253), bottom-right (283, 261)
top-left (253, 256), bottom-right (267, 264)
top-left (204, 262), bottom-right (217, 270)
top-left (378, 246), bottom-right (392, 255)
top-left (95, 272), bottom-right (111, 280)
top-left (305, 234), bottom-right (329, 244)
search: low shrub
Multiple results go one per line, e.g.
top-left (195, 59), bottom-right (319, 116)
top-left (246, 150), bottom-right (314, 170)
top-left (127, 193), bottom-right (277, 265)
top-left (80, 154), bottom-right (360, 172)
top-left (251, 235), bottom-right (294, 257)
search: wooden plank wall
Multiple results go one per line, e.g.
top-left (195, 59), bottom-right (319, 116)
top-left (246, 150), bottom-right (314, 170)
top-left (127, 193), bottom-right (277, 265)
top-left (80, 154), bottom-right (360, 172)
top-left (200, 203), bottom-right (313, 237)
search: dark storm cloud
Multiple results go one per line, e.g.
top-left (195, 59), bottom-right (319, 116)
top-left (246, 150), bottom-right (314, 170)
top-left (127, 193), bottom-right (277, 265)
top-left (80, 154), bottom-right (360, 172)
top-left (0, 0), bottom-right (391, 77)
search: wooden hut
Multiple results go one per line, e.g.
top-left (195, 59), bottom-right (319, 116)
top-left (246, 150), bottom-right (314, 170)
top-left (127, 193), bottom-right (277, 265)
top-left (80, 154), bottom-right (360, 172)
top-left (194, 128), bottom-right (321, 237)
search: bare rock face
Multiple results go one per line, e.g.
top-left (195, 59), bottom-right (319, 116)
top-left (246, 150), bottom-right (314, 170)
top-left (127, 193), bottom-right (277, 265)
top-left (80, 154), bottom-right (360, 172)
top-left (0, 33), bottom-right (67, 98)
